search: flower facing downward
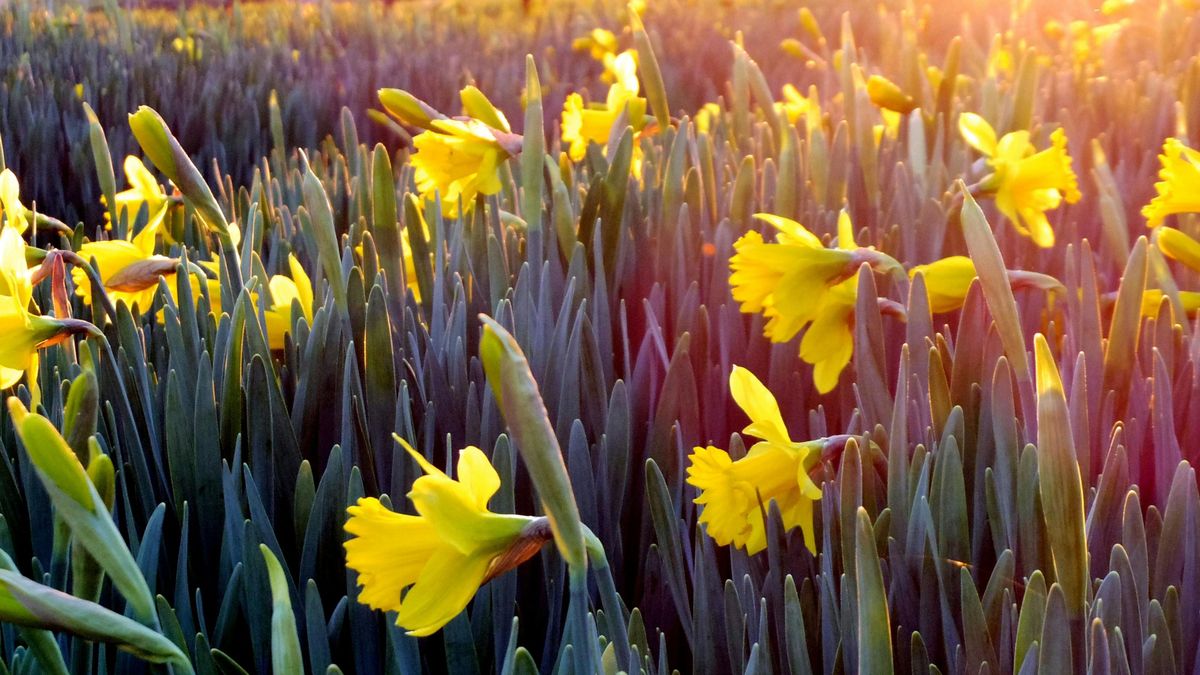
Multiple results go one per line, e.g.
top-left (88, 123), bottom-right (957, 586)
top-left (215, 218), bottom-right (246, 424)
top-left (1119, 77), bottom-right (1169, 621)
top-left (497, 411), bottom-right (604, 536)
top-left (687, 366), bottom-right (824, 554)
top-left (959, 113), bottom-right (1080, 248)
top-left (0, 278), bottom-right (99, 390)
top-left (1143, 138), bottom-right (1200, 229)
top-left (345, 440), bottom-right (542, 636)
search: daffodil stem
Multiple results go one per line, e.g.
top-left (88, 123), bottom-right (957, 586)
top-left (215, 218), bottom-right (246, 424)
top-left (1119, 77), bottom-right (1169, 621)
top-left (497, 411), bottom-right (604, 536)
top-left (566, 568), bottom-right (598, 675)
top-left (55, 250), bottom-right (118, 327)
top-left (583, 527), bottom-right (633, 673)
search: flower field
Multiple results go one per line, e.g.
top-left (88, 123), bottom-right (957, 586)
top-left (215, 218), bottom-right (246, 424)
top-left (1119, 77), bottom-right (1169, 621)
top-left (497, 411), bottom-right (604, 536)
top-left (2, 0), bottom-right (1200, 673)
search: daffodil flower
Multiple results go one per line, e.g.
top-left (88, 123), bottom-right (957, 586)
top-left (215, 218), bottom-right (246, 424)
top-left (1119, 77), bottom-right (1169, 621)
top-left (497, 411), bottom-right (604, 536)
top-left (71, 219), bottom-right (174, 312)
top-left (379, 88), bottom-right (520, 218)
top-left (730, 211), bottom-right (900, 393)
top-left (107, 156), bottom-right (172, 232)
top-left (909, 255), bottom-right (1066, 314)
top-left (1155, 225), bottom-right (1200, 273)
top-left (411, 119), bottom-right (516, 218)
top-left (1143, 138), bottom-right (1200, 229)
top-left (263, 254), bottom-right (313, 350)
top-left (561, 50), bottom-right (648, 167)
top-left (345, 439), bottom-right (544, 636)
top-left (959, 113), bottom-right (1081, 248)
top-left (775, 84), bottom-right (822, 134)
top-left (0, 226), bottom-right (32, 307)
top-left (0, 273), bottom-right (98, 392)
top-left (0, 170), bottom-right (32, 234)
top-left (1139, 289), bottom-right (1200, 318)
top-left (572, 28), bottom-right (619, 61)
top-left (687, 366), bottom-right (829, 554)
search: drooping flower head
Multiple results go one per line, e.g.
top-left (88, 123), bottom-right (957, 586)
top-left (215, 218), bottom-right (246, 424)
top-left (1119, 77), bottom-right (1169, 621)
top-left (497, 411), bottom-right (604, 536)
top-left (71, 215), bottom-right (174, 311)
top-left (380, 87), bottom-right (521, 218)
top-left (1143, 138), bottom-right (1200, 229)
top-left (0, 271), bottom-right (98, 392)
top-left (687, 366), bottom-right (824, 554)
top-left (411, 119), bottom-right (514, 218)
top-left (730, 211), bottom-right (898, 393)
top-left (909, 255), bottom-right (1065, 315)
top-left (959, 113), bottom-right (1081, 248)
top-left (345, 439), bottom-right (542, 636)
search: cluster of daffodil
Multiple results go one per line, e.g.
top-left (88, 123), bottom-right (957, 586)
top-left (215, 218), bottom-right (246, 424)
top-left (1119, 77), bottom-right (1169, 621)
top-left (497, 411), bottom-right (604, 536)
top-left (0, 148), bottom-right (329, 383)
top-left (563, 27), bottom-right (650, 175)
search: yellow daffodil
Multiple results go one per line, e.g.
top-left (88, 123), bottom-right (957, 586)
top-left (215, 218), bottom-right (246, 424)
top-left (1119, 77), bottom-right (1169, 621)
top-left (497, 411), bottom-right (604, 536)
top-left (1143, 139), bottom-right (1200, 229)
top-left (0, 170), bottom-right (31, 234)
top-left (0, 273), bottom-right (98, 392)
top-left (775, 84), bottom-right (822, 134)
top-left (1140, 289), bottom-right (1200, 318)
top-left (561, 51), bottom-right (647, 166)
top-left (959, 113), bottom-right (1080, 248)
top-left (345, 440), bottom-right (541, 636)
top-left (108, 156), bottom-right (171, 231)
top-left (572, 28), bottom-right (619, 61)
top-left (263, 254), bottom-right (313, 350)
top-left (910, 255), bottom-right (1065, 314)
top-left (1155, 226), bottom-right (1200, 272)
top-left (0, 227), bottom-right (41, 399)
top-left (0, 226), bottom-right (31, 307)
top-left (729, 215), bottom-right (852, 344)
top-left (730, 211), bottom-right (898, 393)
top-left (380, 88), bottom-right (520, 218)
top-left (71, 215), bottom-right (177, 311)
top-left (686, 366), bottom-right (824, 554)
top-left (411, 119), bottom-right (514, 218)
